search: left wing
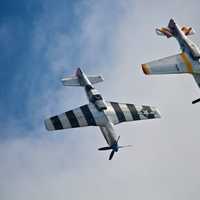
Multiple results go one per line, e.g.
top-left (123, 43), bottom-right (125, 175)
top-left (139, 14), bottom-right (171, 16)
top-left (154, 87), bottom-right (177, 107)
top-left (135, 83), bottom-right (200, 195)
top-left (141, 53), bottom-right (194, 75)
top-left (105, 102), bottom-right (161, 125)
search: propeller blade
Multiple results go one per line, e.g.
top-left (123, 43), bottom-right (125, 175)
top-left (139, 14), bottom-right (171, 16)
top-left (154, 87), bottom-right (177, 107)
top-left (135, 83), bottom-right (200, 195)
top-left (192, 98), bottom-right (200, 104)
top-left (98, 146), bottom-right (112, 151)
top-left (117, 135), bottom-right (120, 142)
top-left (118, 145), bottom-right (132, 149)
top-left (109, 150), bottom-right (115, 160)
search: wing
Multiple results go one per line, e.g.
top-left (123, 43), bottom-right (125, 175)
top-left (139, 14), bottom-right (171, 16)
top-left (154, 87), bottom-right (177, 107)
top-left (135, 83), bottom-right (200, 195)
top-left (45, 104), bottom-right (105, 131)
top-left (105, 102), bottom-right (161, 125)
top-left (141, 52), bottom-right (193, 75)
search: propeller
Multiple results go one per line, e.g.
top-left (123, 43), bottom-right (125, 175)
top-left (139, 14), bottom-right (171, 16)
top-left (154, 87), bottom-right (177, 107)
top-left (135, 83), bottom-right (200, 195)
top-left (98, 136), bottom-right (132, 160)
top-left (192, 98), bottom-right (200, 104)
top-left (109, 150), bottom-right (115, 160)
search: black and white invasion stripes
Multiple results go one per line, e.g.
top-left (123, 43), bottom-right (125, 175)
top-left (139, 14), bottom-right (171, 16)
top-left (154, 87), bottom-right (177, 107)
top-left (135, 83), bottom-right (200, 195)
top-left (44, 101), bottom-right (161, 131)
top-left (105, 102), bottom-right (161, 125)
top-left (45, 104), bottom-right (98, 131)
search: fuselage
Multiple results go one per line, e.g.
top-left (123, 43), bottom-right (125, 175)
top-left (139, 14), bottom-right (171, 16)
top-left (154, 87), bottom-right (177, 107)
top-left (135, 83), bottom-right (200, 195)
top-left (76, 68), bottom-right (118, 149)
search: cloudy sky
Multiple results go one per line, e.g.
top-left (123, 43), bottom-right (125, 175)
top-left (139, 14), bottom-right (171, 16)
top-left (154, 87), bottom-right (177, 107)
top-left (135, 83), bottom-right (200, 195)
top-left (1, 0), bottom-right (200, 199)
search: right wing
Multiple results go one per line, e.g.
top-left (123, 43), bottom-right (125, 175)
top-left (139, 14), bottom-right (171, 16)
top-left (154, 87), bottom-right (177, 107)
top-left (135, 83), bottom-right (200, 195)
top-left (45, 104), bottom-right (105, 131)
top-left (141, 52), bottom-right (193, 75)
top-left (105, 102), bottom-right (161, 125)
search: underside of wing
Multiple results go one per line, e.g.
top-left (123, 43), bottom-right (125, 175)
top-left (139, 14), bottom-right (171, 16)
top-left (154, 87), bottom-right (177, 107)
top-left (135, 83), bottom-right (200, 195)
top-left (105, 102), bottom-right (161, 125)
top-left (45, 104), bottom-right (104, 131)
top-left (141, 53), bottom-right (193, 75)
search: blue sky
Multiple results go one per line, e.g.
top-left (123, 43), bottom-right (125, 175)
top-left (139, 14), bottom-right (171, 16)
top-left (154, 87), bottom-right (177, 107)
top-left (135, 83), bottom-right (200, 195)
top-left (0, 0), bottom-right (127, 138)
top-left (1, 0), bottom-right (200, 200)
top-left (0, 0), bottom-right (79, 136)
top-left (0, 0), bottom-right (45, 135)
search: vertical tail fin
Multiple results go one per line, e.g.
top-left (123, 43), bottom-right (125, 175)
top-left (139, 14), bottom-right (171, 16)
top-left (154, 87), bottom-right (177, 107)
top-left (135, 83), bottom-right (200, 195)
top-left (168, 18), bottom-right (176, 30)
top-left (75, 68), bottom-right (82, 77)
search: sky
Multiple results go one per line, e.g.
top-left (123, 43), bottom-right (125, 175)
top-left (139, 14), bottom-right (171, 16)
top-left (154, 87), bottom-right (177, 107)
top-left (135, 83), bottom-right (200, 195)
top-left (1, 0), bottom-right (200, 199)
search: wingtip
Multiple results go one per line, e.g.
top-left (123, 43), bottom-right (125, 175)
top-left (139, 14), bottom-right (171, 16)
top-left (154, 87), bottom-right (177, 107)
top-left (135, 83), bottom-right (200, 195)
top-left (141, 64), bottom-right (150, 75)
top-left (156, 109), bottom-right (162, 119)
top-left (44, 119), bottom-right (54, 131)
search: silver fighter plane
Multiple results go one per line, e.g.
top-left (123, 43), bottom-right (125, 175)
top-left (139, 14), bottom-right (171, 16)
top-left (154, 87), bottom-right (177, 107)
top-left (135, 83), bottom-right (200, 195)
top-left (142, 18), bottom-right (200, 104)
top-left (45, 68), bottom-right (161, 160)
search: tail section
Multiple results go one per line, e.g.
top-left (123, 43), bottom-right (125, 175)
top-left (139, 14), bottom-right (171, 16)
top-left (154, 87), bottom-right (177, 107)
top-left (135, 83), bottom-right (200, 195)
top-left (155, 18), bottom-right (175, 38)
top-left (61, 68), bottom-right (104, 86)
top-left (155, 18), bottom-right (195, 38)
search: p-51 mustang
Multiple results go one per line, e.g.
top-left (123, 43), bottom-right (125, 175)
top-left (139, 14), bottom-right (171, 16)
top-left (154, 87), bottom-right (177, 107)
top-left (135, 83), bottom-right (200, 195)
top-left (45, 68), bottom-right (161, 160)
top-left (142, 18), bottom-right (200, 104)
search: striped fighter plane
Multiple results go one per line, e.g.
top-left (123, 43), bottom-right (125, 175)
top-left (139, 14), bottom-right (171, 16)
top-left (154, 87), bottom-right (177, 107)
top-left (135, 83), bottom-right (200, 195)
top-left (142, 19), bottom-right (200, 104)
top-left (44, 68), bottom-right (161, 160)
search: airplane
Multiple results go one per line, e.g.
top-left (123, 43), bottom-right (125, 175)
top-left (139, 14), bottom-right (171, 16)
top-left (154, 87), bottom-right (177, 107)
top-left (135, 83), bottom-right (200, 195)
top-left (44, 68), bottom-right (161, 160)
top-left (141, 18), bottom-right (200, 104)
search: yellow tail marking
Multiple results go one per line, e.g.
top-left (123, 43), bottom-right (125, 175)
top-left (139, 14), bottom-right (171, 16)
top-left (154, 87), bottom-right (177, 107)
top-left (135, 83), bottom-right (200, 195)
top-left (180, 52), bottom-right (193, 73)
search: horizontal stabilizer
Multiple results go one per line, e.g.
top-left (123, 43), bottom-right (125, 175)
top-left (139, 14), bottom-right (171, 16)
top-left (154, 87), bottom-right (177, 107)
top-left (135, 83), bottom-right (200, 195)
top-left (87, 75), bottom-right (104, 84)
top-left (61, 75), bottom-right (104, 86)
top-left (61, 76), bottom-right (80, 86)
top-left (156, 19), bottom-right (195, 38)
top-left (155, 27), bottom-right (173, 38)
top-left (181, 26), bottom-right (195, 36)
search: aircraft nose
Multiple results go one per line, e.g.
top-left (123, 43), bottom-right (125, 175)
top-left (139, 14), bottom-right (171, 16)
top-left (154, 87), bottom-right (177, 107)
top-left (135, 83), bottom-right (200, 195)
top-left (112, 143), bottom-right (119, 152)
